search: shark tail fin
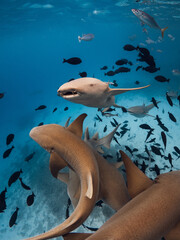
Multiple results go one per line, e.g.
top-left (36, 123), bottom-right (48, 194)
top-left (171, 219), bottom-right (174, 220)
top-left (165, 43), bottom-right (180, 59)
top-left (161, 27), bottom-right (168, 38)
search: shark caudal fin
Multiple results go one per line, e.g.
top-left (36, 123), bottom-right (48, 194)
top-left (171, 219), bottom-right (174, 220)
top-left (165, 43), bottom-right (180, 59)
top-left (161, 27), bottom-right (168, 38)
top-left (109, 85), bottom-right (150, 96)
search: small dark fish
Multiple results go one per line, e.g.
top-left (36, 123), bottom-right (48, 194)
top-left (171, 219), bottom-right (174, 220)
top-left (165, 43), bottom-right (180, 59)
top-left (115, 132), bottom-right (120, 136)
top-left (63, 57), bottom-right (82, 65)
top-left (6, 134), bottom-right (14, 145)
top-left (114, 67), bottom-right (130, 74)
top-left (146, 138), bottom-right (156, 143)
top-left (167, 153), bottom-right (173, 167)
top-left (82, 223), bottom-right (98, 232)
top-left (95, 114), bottom-right (102, 122)
top-left (123, 120), bottom-right (128, 123)
top-left (104, 107), bottom-right (115, 112)
top-left (0, 92), bottom-right (5, 99)
top-left (9, 207), bottom-right (19, 227)
top-left (35, 105), bottom-right (47, 111)
top-left (24, 152), bottom-right (35, 162)
top-left (110, 121), bottom-right (116, 127)
top-left (154, 75), bottom-right (170, 83)
top-left (159, 123), bottom-right (169, 132)
top-left (140, 161), bottom-right (148, 173)
top-left (65, 198), bottom-right (71, 219)
top-left (174, 146), bottom-right (180, 155)
top-left (104, 70), bottom-right (115, 76)
top-left (121, 123), bottom-right (128, 129)
top-left (136, 66), bottom-right (142, 71)
top-left (53, 107), bottom-right (57, 113)
top-left (79, 72), bottom-right (87, 78)
top-left (64, 107), bottom-right (69, 111)
top-left (95, 200), bottom-right (103, 207)
top-left (115, 59), bottom-right (131, 66)
top-left (151, 145), bottom-right (163, 157)
top-left (27, 192), bottom-right (35, 206)
top-left (137, 46), bottom-right (150, 56)
top-left (68, 78), bottom-right (75, 82)
top-left (8, 169), bottom-right (23, 187)
top-left (166, 92), bottom-right (173, 107)
top-left (103, 125), bottom-right (107, 132)
top-left (135, 80), bottom-right (140, 84)
top-left (168, 112), bottom-right (176, 122)
top-left (150, 164), bottom-right (160, 176)
top-left (113, 118), bottom-right (119, 126)
top-left (100, 66), bottom-right (108, 70)
top-left (0, 187), bottom-right (7, 213)
top-left (145, 145), bottom-right (151, 157)
top-left (19, 178), bottom-right (31, 190)
top-left (145, 129), bottom-right (154, 142)
top-left (113, 136), bottom-right (120, 145)
top-left (38, 122), bottom-right (44, 126)
top-left (3, 146), bottom-right (14, 159)
top-left (161, 131), bottom-right (167, 150)
top-left (143, 66), bottom-right (160, 73)
top-left (121, 106), bottom-right (128, 113)
top-left (112, 80), bottom-right (118, 87)
top-left (151, 97), bottom-right (159, 109)
top-left (125, 146), bottom-right (133, 155)
top-left (123, 44), bottom-right (137, 51)
top-left (139, 124), bottom-right (153, 130)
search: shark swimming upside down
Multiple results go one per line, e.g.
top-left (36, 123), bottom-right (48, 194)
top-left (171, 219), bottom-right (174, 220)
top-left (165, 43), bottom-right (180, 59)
top-left (57, 78), bottom-right (150, 109)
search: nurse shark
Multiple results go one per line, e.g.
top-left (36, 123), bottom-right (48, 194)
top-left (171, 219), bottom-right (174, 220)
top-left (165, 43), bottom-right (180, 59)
top-left (57, 78), bottom-right (150, 110)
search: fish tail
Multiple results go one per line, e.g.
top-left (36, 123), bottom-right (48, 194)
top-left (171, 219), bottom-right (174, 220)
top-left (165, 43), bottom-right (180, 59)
top-left (161, 27), bottom-right (168, 38)
top-left (63, 58), bottom-right (66, 63)
top-left (78, 36), bottom-right (81, 43)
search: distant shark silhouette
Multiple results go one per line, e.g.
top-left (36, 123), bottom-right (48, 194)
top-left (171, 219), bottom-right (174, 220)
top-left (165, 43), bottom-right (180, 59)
top-left (26, 114), bottom-right (100, 240)
top-left (57, 78), bottom-right (150, 109)
top-left (125, 102), bottom-right (156, 117)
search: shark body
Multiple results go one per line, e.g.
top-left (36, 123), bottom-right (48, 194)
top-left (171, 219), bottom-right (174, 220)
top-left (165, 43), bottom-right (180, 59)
top-left (57, 78), bottom-right (150, 109)
top-left (127, 103), bottom-right (156, 118)
top-left (25, 114), bottom-right (100, 240)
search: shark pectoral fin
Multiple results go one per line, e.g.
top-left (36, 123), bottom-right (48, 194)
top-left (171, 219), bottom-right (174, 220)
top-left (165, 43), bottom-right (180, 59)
top-left (145, 113), bottom-right (155, 118)
top-left (113, 103), bottom-right (124, 108)
top-left (49, 153), bottom-right (67, 178)
top-left (67, 113), bottom-right (87, 138)
top-left (86, 173), bottom-right (93, 199)
top-left (57, 172), bottom-right (69, 184)
top-left (109, 85), bottom-right (150, 96)
top-left (102, 107), bottom-right (110, 112)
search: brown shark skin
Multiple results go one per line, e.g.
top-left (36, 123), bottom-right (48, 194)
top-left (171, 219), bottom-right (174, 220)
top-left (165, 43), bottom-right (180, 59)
top-left (80, 171), bottom-right (180, 240)
top-left (49, 152), bottom-right (67, 178)
top-left (63, 233), bottom-right (91, 240)
top-left (120, 150), bottom-right (153, 198)
top-left (25, 123), bottom-right (100, 240)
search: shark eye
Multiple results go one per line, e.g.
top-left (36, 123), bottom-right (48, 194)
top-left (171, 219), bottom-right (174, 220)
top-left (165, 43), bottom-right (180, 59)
top-left (90, 84), bottom-right (94, 87)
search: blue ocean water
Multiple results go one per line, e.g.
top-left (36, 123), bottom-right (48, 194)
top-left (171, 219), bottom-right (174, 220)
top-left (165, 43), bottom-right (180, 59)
top-left (0, 0), bottom-right (180, 239)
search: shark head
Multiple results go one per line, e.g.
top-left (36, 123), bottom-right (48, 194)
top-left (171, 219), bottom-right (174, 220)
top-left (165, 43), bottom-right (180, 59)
top-left (57, 78), bottom-right (110, 107)
top-left (57, 77), bottom-right (150, 108)
top-left (29, 124), bottom-right (62, 153)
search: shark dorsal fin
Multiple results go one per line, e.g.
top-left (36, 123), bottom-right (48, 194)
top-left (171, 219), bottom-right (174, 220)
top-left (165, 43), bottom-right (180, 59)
top-left (67, 113), bottom-right (87, 138)
top-left (92, 132), bottom-right (99, 140)
top-left (109, 85), bottom-right (150, 96)
top-left (120, 150), bottom-right (153, 198)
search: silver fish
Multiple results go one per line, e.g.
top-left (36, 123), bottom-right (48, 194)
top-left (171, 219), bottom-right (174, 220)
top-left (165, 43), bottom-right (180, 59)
top-left (78, 33), bottom-right (94, 42)
top-left (132, 9), bottom-right (168, 38)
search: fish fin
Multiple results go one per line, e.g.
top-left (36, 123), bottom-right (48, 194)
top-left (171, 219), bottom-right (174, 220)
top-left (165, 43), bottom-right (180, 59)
top-left (86, 173), bottom-right (93, 199)
top-left (109, 85), bottom-right (150, 96)
top-left (49, 152), bottom-right (67, 178)
top-left (120, 150), bottom-right (153, 198)
top-left (78, 36), bottom-right (81, 43)
top-left (91, 132), bottom-right (99, 140)
top-left (161, 27), bottom-right (168, 38)
top-left (112, 161), bottom-right (124, 169)
top-left (84, 127), bottom-right (90, 141)
top-left (102, 107), bottom-right (110, 112)
top-left (145, 113), bottom-right (155, 118)
top-left (64, 117), bottom-right (71, 128)
top-left (63, 58), bottom-right (66, 63)
top-left (67, 113), bottom-right (87, 138)
top-left (57, 172), bottom-right (69, 184)
top-left (96, 124), bottom-right (120, 149)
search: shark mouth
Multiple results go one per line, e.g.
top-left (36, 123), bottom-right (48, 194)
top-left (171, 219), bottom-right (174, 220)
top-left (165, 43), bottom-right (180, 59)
top-left (57, 89), bottom-right (80, 98)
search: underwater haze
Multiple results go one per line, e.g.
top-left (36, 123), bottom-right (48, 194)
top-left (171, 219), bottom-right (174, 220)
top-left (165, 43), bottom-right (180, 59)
top-left (0, 0), bottom-right (180, 239)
